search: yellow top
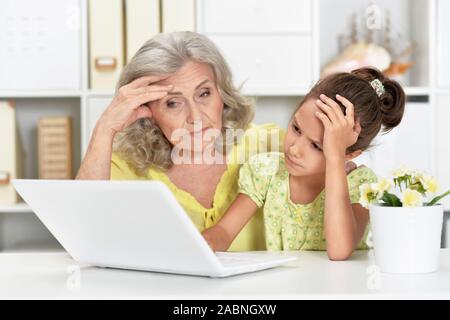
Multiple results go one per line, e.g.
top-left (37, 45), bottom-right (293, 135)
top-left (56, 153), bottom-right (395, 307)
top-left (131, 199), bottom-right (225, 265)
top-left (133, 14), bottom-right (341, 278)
top-left (110, 123), bottom-right (285, 251)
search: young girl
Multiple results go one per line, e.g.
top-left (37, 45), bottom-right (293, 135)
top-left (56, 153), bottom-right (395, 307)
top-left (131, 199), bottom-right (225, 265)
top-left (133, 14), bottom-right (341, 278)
top-left (202, 67), bottom-right (406, 260)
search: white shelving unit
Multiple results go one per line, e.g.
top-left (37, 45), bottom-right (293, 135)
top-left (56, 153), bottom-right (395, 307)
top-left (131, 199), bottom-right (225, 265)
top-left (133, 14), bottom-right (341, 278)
top-left (1, 0), bottom-right (450, 249)
top-left (0, 0), bottom-right (88, 219)
top-left (0, 203), bottom-right (31, 214)
top-left (0, 91), bottom-right (83, 98)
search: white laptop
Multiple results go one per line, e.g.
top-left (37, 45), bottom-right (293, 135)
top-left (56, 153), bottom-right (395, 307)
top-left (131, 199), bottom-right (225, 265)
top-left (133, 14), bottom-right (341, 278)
top-left (12, 179), bottom-right (296, 277)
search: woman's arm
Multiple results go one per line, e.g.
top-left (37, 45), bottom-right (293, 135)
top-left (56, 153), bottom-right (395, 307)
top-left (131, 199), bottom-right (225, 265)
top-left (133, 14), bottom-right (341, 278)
top-left (75, 75), bottom-right (172, 180)
top-left (202, 194), bottom-right (259, 251)
top-left (315, 94), bottom-right (365, 260)
top-left (75, 125), bottom-right (115, 180)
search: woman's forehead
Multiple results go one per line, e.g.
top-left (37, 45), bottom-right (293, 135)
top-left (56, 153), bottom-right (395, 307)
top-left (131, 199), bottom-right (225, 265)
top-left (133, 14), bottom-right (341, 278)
top-left (156, 61), bottom-right (215, 89)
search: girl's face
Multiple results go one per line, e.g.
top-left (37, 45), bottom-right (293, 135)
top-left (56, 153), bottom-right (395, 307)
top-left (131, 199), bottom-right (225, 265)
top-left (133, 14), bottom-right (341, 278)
top-left (284, 99), bottom-right (326, 177)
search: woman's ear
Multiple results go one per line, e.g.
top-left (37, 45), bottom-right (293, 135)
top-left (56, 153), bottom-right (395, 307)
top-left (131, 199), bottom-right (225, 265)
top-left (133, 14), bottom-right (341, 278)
top-left (345, 149), bottom-right (362, 161)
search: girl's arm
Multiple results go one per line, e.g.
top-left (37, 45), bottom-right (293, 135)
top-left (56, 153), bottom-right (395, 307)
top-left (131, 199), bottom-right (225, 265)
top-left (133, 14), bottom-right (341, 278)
top-left (202, 194), bottom-right (259, 251)
top-left (324, 159), bottom-right (369, 260)
top-left (315, 94), bottom-right (366, 260)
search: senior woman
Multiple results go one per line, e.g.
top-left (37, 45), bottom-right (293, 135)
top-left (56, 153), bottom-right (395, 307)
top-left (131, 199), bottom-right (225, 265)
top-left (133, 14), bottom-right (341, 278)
top-left (76, 31), bottom-right (285, 251)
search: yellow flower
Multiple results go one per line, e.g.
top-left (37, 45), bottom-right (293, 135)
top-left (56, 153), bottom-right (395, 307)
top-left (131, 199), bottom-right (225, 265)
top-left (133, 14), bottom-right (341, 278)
top-left (412, 171), bottom-right (424, 179)
top-left (359, 183), bottom-right (378, 208)
top-left (371, 178), bottom-right (393, 196)
top-left (401, 189), bottom-right (423, 207)
top-left (392, 167), bottom-right (411, 178)
top-left (422, 174), bottom-right (439, 194)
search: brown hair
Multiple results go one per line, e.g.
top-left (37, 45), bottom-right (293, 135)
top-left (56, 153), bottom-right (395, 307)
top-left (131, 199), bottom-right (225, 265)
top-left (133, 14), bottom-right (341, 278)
top-left (298, 67), bottom-right (406, 153)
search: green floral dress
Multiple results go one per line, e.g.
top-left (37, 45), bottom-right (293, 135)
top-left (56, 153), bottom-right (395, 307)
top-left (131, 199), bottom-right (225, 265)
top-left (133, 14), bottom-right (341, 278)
top-left (238, 152), bottom-right (377, 251)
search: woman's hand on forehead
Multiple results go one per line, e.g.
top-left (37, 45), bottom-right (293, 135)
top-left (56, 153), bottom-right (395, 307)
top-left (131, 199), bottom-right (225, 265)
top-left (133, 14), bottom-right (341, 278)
top-left (97, 74), bottom-right (176, 135)
top-left (124, 74), bottom-right (172, 90)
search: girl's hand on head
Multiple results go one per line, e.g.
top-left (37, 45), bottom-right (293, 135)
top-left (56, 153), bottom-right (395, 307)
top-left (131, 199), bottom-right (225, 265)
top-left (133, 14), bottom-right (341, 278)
top-left (201, 225), bottom-right (232, 252)
top-left (314, 94), bottom-right (361, 161)
top-left (96, 75), bottom-right (173, 138)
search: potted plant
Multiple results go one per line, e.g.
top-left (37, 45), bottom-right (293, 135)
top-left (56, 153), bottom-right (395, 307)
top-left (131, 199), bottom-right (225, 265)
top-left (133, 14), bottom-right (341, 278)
top-left (360, 168), bottom-right (450, 274)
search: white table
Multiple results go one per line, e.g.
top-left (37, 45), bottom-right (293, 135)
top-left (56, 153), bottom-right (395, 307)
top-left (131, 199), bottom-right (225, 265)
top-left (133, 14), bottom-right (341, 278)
top-left (1, 249), bottom-right (450, 299)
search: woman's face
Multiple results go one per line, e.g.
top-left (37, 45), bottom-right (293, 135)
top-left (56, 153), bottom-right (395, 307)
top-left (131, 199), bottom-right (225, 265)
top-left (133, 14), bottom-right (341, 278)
top-left (149, 60), bottom-right (224, 155)
top-left (284, 99), bottom-right (326, 177)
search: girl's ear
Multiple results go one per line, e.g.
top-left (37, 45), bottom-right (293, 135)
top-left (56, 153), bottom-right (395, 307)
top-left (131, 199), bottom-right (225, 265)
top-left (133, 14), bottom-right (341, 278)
top-left (354, 120), bottom-right (362, 134)
top-left (345, 149), bottom-right (362, 161)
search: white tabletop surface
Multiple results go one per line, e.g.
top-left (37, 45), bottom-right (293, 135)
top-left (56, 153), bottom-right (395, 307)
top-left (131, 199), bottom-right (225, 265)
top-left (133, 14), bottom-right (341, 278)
top-left (1, 249), bottom-right (450, 299)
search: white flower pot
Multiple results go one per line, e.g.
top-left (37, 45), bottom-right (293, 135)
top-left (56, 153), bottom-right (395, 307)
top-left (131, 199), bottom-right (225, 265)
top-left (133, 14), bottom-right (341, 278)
top-left (369, 204), bottom-right (444, 274)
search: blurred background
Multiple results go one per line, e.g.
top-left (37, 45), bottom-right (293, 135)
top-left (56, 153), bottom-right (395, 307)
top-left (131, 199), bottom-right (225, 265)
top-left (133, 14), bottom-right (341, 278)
top-left (0, 0), bottom-right (449, 252)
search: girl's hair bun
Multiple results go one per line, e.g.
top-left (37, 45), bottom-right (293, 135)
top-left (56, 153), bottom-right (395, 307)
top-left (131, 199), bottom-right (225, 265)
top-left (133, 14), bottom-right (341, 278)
top-left (352, 67), bottom-right (405, 132)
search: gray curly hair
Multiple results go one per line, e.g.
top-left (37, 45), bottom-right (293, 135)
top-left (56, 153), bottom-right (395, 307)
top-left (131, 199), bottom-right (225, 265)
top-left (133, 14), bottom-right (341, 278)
top-left (113, 31), bottom-right (254, 176)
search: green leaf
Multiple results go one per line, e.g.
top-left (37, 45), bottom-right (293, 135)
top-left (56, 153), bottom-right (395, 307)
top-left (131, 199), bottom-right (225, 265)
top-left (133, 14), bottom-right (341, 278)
top-left (380, 191), bottom-right (402, 207)
top-left (426, 190), bottom-right (450, 206)
top-left (410, 181), bottom-right (427, 195)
